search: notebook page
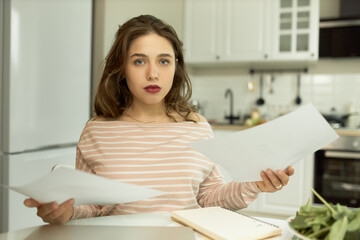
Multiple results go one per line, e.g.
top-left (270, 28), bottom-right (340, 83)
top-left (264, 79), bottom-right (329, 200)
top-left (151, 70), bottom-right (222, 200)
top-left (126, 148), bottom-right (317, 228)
top-left (171, 207), bottom-right (281, 240)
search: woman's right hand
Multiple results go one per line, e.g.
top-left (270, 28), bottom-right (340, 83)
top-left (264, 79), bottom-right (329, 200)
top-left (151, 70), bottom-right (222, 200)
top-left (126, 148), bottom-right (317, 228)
top-left (24, 198), bottom-right (74, 225)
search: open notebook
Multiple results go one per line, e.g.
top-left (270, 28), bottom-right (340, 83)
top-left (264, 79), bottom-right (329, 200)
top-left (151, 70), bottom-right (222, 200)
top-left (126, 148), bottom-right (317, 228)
top-left (171, 207), bottom-right (282, 240)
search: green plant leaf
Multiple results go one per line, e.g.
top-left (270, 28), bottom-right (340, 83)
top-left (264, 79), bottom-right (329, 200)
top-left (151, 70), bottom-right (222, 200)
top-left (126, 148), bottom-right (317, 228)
top-left (327, 216), bottom-right (348, 240)
top-left (347, 212), bottom-right (360, 232)
top-left (311, 187), bottom-right (336, 215)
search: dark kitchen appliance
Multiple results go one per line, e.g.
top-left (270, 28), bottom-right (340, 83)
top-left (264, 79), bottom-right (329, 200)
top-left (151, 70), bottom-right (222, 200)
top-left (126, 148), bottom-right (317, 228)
top-left (340, 0), bottom-right (360, 18)
top-left (319, 0), bottom-right (360, 58)
top-left (322, 113), bottom-right (360, 128)
top-left (319, 18), bottom-right (360, 58)
top-left (314, 135), bottom-right (360, 208)
top-left (322, 113), bottom-right (349, 128)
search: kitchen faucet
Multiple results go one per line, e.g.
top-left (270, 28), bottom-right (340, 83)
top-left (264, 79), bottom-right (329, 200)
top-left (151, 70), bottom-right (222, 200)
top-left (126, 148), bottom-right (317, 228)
top-left (224, 89), bottom-right (240, 124)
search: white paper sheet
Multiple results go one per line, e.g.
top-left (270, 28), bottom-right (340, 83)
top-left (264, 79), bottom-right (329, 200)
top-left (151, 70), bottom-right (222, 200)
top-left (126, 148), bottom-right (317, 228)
top-left (1, 167), bottom-right (164, 205)
top-left (190, 103), bottom-right (339, 182)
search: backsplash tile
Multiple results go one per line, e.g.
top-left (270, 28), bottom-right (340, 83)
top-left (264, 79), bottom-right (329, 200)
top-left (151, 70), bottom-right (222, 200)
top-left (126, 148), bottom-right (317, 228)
top-left (191, 73), bottom-right (360, 123)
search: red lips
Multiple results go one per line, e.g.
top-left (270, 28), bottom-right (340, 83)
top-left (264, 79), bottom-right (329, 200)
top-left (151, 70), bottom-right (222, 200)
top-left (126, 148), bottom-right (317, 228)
top-left (144, 85), bottom-right (161, 93)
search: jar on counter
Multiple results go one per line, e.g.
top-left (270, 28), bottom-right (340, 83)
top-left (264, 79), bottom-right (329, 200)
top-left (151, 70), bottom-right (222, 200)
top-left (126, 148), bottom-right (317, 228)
top-left (347, 102), bottom-right (360, 128)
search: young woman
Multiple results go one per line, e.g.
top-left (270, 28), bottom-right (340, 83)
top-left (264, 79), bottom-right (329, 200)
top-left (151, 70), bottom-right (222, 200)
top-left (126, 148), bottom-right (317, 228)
top-left (24, 15), bottom-right (294, 225)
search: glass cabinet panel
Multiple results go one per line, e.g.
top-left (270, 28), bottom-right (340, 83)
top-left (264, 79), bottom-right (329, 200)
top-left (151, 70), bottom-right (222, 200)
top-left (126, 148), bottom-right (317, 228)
top-left (277, 0), bottom-right (313, 55)
top-left (297, 12), bottom-right (309, 29)
top-left (297, 0), bottom-right (310, 7)
top-left (280, 0), bottom-right (292, 8)
top-left (280, 12), bottom-right (292, 30)
top-left (296, 34), bottom-right (309, 51)
top-left (280, 35), bottom-right (291, 52)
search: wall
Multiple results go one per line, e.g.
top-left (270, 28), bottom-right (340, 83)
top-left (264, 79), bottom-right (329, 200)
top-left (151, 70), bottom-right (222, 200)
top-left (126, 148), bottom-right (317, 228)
top-left (319, 0), bottom-right (340, 18)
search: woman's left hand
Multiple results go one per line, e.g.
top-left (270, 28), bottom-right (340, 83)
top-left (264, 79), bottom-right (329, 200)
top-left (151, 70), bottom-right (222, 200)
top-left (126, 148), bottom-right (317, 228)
top-left (255, 166), bottom-right (294, 192)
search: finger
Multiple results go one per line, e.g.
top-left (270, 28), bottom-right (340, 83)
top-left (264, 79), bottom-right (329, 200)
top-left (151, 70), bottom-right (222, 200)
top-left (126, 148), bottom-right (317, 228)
top-left (285, 166), bottom-right (295, 176)
top-left (275, 169), bottom-right (290, 186)
top-left (266, 169), bottom-right (282, 189)
top-left (24, 198), bottom-right (42, 208)
top-left (260, 170), bottom-right (279, 192)
top-left (37, 202), bottom-right (59, 218)
top-left (48, 199), bottom-right (74, 220)
top-left (43, 199), bottom-right (75, 224)
top-left (261, 170), bottom-right (272, 186)
top-left (255, 171), bottom-right (268, 191)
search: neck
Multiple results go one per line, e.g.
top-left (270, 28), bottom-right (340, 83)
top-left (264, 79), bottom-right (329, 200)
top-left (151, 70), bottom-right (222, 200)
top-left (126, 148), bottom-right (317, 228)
top-left (124, 103), bottom-right (169, 123)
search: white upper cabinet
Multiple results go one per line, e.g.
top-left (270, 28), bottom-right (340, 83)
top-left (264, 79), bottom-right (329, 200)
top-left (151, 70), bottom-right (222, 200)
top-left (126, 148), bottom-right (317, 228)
top-left (183, 0), bottom-right (220, 63)
top-left (220, 0), bottom-right (270, 62)
top-left (183, 0), bottom-right (319, 65)
top-left (270, 0), bottom-right (319, 61)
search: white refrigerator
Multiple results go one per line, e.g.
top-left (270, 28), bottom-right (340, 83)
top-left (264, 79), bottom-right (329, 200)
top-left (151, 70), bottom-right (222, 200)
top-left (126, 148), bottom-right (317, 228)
top-left (0, 0), bottom-right (92, 232)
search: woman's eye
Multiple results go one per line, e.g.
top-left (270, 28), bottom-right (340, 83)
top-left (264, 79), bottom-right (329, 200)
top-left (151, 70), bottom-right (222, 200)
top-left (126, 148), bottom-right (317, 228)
top-left (160, 59), bottom-right (170, 65)
top-left (134, 59), bottom-right (145, 65)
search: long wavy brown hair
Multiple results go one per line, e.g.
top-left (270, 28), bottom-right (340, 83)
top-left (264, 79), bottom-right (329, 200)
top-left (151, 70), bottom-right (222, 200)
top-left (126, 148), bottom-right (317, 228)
top-left (94, 15), bottom-right (196, 122)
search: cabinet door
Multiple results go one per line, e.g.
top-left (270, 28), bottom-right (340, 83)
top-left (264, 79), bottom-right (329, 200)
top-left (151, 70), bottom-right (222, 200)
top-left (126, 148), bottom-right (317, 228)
top-left (183, 0), bottom-right (220, 63)
top-left (257, 155), bottom-right (314, 216)
top-left (220, 0), bottom-right (270, 62)
top-left (270, 0), bottom-right (319, 61)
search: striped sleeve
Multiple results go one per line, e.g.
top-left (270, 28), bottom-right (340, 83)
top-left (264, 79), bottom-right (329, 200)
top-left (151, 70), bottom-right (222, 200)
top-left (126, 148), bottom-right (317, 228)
top-left (196, 165), bottom-right (261, 210)
top-left (71, 147), bottom-right (116, 220)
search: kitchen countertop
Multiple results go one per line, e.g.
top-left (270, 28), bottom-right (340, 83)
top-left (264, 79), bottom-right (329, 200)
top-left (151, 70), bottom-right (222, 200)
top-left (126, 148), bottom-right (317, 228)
top-left (333, 128), bottom-right (360, 137)
top-left (210, 124), bottom-right (360, 137)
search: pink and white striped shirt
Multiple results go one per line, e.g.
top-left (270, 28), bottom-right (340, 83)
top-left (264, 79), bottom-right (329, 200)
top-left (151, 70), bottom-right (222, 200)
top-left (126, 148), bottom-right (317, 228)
top-left (72, 119), bottom-right (261, 219)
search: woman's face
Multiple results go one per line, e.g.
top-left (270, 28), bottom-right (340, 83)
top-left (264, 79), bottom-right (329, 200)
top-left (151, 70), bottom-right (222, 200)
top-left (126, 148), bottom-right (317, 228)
top-left (125, 33), bottom-right (176, 108)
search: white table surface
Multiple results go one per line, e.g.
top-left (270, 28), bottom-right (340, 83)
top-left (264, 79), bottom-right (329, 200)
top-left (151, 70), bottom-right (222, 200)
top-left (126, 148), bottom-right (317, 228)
top-left (0, 212), bottom-right (294, 240)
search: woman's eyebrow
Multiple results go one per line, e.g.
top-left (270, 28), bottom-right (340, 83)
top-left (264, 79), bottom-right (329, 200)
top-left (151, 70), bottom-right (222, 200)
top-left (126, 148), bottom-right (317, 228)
top-left (158, 53), bottom-right (173, 58)
top-left (129, 53), bottom-right (174, 58)
top-left (129, 53), bottom-right (147, 58)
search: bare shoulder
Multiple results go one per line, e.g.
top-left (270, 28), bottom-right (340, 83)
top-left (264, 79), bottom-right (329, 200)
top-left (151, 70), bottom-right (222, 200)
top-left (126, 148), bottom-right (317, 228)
top-left (187, 112), bottom-right (208, 123)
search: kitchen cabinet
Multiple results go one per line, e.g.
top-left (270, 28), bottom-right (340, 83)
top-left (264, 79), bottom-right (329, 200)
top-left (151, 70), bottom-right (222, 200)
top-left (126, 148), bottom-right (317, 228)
top-left (183, 0), bottom-right (219, 63)
top-left (213, 129), bottom-right (314, 217)
top-left (183, 0), bottom-right (269, 63)
top-left (221, 0), bottom-right (270, 62)
top-left (183, 0), bottom-right (319, 64)
top-left (270, 0), bottom-right (319, 61)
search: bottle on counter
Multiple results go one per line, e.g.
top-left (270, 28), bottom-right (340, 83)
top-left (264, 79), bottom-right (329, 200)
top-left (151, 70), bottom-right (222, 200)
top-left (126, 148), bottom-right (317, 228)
top-left (347, 101), bottom-right (360, 128)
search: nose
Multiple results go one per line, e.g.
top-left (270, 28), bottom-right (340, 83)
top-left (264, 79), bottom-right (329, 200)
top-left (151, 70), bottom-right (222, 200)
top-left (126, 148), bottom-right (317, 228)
top-left (147, 62), bottom-right (159, 81)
